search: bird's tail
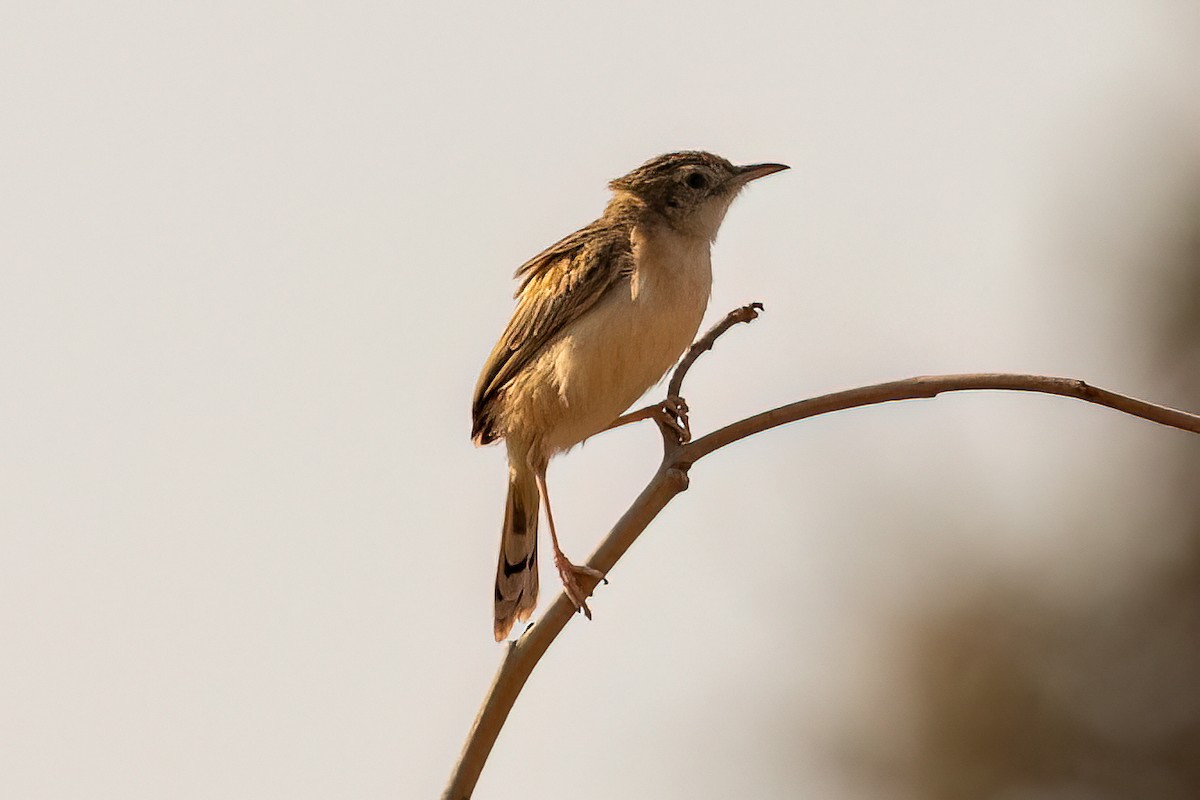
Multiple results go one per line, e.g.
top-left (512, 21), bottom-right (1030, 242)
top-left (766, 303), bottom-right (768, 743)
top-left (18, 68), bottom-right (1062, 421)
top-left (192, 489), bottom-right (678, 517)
top-left (494, 461), bottom-right (540, 641)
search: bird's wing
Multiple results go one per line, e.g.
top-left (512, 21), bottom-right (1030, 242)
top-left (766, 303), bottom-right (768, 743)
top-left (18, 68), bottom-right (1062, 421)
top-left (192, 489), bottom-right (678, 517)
top-left (471, 220), bottom-right (634, 445)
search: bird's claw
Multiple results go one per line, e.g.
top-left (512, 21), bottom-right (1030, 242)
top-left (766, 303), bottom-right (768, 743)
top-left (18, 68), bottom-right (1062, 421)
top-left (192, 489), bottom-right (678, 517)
top-left (656, 395), bottom-right (691, 443)
top-left (554, 553), bottom-right (605, 619)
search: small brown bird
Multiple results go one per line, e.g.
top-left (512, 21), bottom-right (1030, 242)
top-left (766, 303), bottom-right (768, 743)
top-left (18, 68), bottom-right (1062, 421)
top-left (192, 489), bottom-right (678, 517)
top-left (472, 151), bottom-right (787, 640)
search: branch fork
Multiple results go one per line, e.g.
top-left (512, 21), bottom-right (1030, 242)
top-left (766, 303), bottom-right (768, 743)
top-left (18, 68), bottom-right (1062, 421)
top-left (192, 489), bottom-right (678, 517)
top-left (443, 304), bottom-right (1200, 800)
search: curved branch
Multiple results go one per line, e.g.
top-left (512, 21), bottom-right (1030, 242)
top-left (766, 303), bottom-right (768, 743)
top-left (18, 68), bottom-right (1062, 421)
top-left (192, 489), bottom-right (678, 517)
top-left (445, 333), bottom-right (1200, 800)
top-left (682, 373), bottom-right (1200, 463)
top-left (667, 302), bottom-right (763, 399)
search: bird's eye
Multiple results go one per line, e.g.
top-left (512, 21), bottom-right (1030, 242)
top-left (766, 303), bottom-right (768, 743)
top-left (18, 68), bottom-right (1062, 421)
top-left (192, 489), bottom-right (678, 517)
top-left (685, 172), bottom-right (708, 190)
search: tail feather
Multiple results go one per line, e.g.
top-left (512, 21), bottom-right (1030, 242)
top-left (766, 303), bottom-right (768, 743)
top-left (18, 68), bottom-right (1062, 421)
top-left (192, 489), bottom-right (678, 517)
top-left (494, 464), bottom-right (540, 641)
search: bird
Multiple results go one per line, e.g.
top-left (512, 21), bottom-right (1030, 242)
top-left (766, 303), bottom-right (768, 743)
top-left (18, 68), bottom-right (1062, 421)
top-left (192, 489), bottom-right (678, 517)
top-left (472, 151), bottom-right (788, 641)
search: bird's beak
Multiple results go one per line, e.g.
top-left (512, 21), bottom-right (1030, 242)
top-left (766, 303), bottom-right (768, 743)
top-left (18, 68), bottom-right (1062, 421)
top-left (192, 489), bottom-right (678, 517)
top-left (734, 162), bottom-right (790, 183)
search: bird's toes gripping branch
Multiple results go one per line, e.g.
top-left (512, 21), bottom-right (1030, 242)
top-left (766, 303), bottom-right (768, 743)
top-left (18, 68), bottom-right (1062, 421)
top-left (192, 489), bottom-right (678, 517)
top-left (553, 552), bottom-right (606, 619)
top-left (657, 396), bottom-right (692, 444)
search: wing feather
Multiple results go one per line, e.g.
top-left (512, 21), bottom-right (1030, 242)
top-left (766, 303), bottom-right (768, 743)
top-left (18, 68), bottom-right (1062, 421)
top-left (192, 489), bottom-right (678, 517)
top-left (471, 219), bottom-right (633, 444)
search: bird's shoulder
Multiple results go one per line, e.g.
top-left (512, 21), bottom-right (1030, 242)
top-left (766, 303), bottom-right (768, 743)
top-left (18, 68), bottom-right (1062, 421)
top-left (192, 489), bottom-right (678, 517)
top-left (513, 217), bottom-right (634, 294)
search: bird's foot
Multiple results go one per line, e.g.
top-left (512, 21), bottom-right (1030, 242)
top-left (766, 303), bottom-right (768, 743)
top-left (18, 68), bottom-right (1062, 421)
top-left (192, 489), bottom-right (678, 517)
top-left (554, 551), bottom-right (605, 619)
top-left (655, 395), bottom-right (691, 444)
top-left (602, 396), bottom-right (691, 443)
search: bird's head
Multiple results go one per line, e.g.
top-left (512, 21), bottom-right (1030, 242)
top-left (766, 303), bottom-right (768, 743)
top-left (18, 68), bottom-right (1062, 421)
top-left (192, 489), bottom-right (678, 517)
top-left (608, 151), bottom-right (788, 240)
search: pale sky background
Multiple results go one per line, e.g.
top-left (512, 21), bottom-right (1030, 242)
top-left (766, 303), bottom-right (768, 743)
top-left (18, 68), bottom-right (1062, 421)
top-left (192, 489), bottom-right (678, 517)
top-left (3, 3), bottom-right (1200, 799)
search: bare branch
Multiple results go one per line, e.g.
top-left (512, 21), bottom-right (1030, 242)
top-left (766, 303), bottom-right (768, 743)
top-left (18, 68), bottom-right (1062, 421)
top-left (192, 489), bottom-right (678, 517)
top-left (442, 468), bottom-right (689, 800)
top-left (682, 373), bottom-right (1200, 463)
top-left (667, 301), bottom-right (763, 399)
top-left (445, 312), bottom-right (1200, 800)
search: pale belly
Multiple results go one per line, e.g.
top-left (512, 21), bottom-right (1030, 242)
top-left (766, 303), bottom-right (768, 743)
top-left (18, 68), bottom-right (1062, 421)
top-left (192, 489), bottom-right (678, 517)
top-left (500, 242), bottom-right (712, 458)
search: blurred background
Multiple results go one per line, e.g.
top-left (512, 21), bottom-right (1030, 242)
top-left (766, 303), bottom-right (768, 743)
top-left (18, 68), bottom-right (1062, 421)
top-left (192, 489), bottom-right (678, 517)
top-left (2, 2), bottom-right (1199, 798)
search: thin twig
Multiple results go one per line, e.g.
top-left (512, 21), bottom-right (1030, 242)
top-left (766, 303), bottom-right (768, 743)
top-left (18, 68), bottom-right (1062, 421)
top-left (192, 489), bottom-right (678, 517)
top-left (667, 302), bottom-right (764, 399)
top-left (444, 318), bottom-right (1200, 799)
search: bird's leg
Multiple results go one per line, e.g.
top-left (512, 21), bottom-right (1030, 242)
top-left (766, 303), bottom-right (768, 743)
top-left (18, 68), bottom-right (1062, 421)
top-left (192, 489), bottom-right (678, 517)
top-left (535, 470), bottom-right (605, 618)
top-left (603, 396), bottom-right (691, 443)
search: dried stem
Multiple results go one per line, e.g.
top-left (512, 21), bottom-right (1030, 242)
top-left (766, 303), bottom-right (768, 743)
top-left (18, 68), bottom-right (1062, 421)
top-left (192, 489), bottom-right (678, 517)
top-left (442, 468), bottom-right (688, 800)
top-left (443, 309), bottom-right (1200, 800)
top-left (667, 301), bottom-right (764, 399)
top-left (681, 373), bottom-right (1200, 464)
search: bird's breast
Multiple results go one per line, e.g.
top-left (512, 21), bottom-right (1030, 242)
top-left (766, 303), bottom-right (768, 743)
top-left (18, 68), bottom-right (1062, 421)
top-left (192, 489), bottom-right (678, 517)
top-left (534, 225), bottom-right (713, 451)
top-left (625, 224), bottom-right (713, 346)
